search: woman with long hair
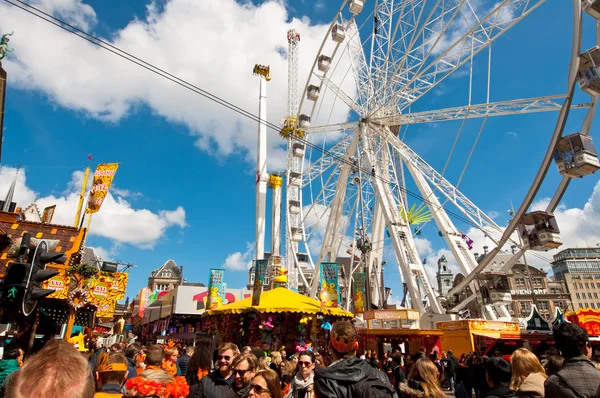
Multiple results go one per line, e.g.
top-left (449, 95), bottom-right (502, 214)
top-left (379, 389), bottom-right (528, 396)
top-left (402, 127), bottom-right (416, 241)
top-left (270, 351), bottom-right (283, 377)
top-left (399, 358), bottom-right (446, 398)
top-left (280, 360), bottom-right (296, 395)
top-left (249, 369), bottom-right (283, 398)
top-left (510, 347), bottom-right (547, 398)
top-left (284, 350), bottom-right (315, 398)
top-left (185, 346), bottom-right (213, 394)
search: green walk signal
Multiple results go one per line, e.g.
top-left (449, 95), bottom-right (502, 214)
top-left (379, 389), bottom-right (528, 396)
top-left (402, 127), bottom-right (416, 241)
top-left (7, 287), bottom-right (17, 299)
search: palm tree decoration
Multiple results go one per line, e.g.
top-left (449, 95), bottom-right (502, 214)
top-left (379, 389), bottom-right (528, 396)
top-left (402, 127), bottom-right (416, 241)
top-left (401, 203), bottom-right (433, 226)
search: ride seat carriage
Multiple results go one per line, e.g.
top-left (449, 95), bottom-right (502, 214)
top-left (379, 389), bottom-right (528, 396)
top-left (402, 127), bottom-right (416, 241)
top-left (583, 0), bottom-right (600, 19)
top-left (332, 24), bottom-right (346, 43)
top-left (554, 133), bottom-right (600, 178)
top-left (318, 55), bottom-right (332, 72)
top-left (518, 211), bottom-right (562, 251)
top-left (577, 46), bottom-right (600, 95)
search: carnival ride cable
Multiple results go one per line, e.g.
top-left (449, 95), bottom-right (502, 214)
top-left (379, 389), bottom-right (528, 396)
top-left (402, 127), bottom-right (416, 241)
top-left (3, 0), bottom-right (514, 237)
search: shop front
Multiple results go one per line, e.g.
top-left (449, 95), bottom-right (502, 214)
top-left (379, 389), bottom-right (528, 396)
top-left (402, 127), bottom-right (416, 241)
top-left (436, 320), bottom-right (521, 356)
top-left (357, 309), bottom-right (441, 356)
top-left (567, 308), bottom-right (600, 358)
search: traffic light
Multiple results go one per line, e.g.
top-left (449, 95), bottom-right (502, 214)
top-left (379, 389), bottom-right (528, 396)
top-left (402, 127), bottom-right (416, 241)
top-left (0, 261), bottom-right (28, 309)
top-left (22, 240), bottom-right (64, 316)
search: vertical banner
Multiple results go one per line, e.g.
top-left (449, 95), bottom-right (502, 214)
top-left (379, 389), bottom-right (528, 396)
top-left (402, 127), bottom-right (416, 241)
top-left (86, 163), bottom-right (119, 214)
top-left (207, 269), bottom-right (225, 310)
top-left (220, 283), bottom-right (228, 306)
top-left (252, 260), bottom-right (268, 306)
top-left (268, 256), bottom-right (282, 290)
top-left (353, 272), bottom-right (366, 313)
top-left (42, 205), bottom-right (56, 224)
top-left (319, 262), bottom-right (339, 309)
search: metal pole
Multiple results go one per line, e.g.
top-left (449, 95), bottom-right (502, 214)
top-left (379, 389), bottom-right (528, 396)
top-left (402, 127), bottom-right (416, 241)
top-left (27, 308), bottom-right (39, 354)
top-left (74, 167), bottom-right (90, 227)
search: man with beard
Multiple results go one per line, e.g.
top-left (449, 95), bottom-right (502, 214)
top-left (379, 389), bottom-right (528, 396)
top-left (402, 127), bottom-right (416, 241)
top-left (192, 343), bottom-right (239, 398)
top-left (227, 354), bottom-right (257, 398)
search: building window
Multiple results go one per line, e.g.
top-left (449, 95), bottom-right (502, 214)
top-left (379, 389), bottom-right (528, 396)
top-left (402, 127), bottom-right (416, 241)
top-left (592, 303), bottom-right (596, 309)
top-left (577, 293), bottom-right (581, 299)
top-left (515, 278), bottom-right (525, 287)
top-left (574, 283), bottom-right (578, 289)
top-left (539, 301), bottom-right (549, 310)
top-left (580, 303), bottom-right (583, 308)
top-left (595, 293), bottom-right (599, 299)
top-left (533, 278), bottom-right (543, 286)
top-left (586, 283), bottom-right (590, 289)
top-left (521, 302), bottom-right (531, 313)
top-left (580, 283), bottom-right (584, 289)
top-left (589, 293), bottom-right (594, 299)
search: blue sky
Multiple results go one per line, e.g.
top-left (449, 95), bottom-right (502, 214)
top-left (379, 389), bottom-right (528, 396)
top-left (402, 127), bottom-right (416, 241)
top-left (0, 0), bottom-right (599, 304)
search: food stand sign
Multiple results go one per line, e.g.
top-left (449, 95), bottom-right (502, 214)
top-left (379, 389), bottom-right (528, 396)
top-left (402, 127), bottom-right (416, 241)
top-left (568, 308), bottom-right (600, 336)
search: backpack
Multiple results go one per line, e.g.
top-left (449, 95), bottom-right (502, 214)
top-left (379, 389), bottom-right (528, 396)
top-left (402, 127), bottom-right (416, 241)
top-left (350, 372), bottom-right (396, 398)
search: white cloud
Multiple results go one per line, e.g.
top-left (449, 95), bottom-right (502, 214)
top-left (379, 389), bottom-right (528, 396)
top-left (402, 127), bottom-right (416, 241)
top-left (1, 0), bottom-right (355, 169)
top-left (111, 187), bottom-right (142, 199)
top-left (0, 166), bottom-right (186, 248)
top-left (508, 132), bottom-right (518, 137)
top-left (89, 246), bottom-right (112, 261)
top-left (222, 242), bottom-right (254, 272)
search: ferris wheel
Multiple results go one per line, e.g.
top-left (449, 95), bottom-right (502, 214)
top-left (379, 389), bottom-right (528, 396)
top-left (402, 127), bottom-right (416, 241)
top-left (282, 0), bottom-right (600, 320)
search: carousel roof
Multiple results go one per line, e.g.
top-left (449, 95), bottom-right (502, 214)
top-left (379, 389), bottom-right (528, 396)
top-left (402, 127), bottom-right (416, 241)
top-left (205, 287), bottom-right (353, 317)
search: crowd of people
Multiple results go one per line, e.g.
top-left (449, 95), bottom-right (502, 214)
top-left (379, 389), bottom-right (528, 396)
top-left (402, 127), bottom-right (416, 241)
top-left (0, 321), bottom-right (598, 397)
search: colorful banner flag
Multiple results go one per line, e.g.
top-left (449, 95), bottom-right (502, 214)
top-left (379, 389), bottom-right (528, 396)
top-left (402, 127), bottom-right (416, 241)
top-left (206, 269), bottom-right (225, 310)
top-left (42, 205), bottom-right (56, 224)
top-left (252, 260), bottom-right (268, 306)
top-left (86, 163), bottom-right (119, 214)
top-left (353, 272), bottom-right (366, 313)
top-left (137, 288), bottom-right (150, 318)
top-left (319, 262), bottom-right (339, 309)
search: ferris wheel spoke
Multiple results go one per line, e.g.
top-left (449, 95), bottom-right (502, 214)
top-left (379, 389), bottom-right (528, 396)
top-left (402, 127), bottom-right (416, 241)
top-left (345, 18), bottom-right (374, 111)
top-left (309, 132), bottom-right (362, 298)
top-left (378, 0), bottom-right (546, 113)
top-left (315, 74), bottom-right (364, 115)
top-left (306, 121), bottom-right (358, 134)
top-left (371, 94), bottom-right (588, 126)
top-left (302, 129), bottom-right (357, 189)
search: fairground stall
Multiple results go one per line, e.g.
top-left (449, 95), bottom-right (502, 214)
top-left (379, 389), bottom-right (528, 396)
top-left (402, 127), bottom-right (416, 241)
top-left (357, 309), bottom-right (442, 356)
top-left (436, 319), bottom-right (521, 356)
top-left (567, 307), bottom-right (600, 358)
top-left (204, 287), bottom-right (353, 356)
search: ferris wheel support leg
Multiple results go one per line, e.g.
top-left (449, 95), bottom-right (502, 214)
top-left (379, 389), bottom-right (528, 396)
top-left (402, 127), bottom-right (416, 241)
top-left (363, 126), bottom-right (443, 314)
top-left (272, 185), bottom-right (282, 256)
top-left (309, 133), bottom-right (361, 299)
top-left (370, 200), bottom-right (386, 307)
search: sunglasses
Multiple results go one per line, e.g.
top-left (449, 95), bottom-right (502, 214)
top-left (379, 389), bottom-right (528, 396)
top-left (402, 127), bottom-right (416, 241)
top-left (249, 384), bottom-right (271, 395)
top-left (217, 355), bottom-right (232, 361)
top-left (298, 361), bottom-right (313, 367)
top-left (233, 368), bottom-right (251, 377)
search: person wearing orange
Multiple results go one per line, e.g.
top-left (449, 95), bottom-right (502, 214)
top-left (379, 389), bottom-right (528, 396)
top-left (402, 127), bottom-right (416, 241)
top-left (94, 351), bottom-right (129, 398)
top-left (162, 347), bottom-right (181, 377)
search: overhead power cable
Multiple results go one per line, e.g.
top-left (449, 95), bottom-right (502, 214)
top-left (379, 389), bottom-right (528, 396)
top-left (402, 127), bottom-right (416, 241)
top-left (4, 0), bottom-right (507, 238)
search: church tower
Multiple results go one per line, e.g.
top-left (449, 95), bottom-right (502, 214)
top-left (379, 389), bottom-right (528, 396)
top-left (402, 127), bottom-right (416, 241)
top-left (436, 255), bottom-right (453, 296)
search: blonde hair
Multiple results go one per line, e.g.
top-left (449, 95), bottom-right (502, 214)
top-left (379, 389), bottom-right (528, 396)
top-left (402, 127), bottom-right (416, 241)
top-left (218, 342), bottom-right (240, 356)
top-left (164, 347), bottom-right (178, 359)
top-left (409, 359), bottom-right (445, 398)
top-left (257, 356), bottom-right (269, 371)
top-left (510, 348), bottom-right (547, 390)
top-left (270, 351), bottom-right (283, 366)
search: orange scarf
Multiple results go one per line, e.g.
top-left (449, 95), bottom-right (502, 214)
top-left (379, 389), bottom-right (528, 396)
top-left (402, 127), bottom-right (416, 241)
top-left (197, 369), bottom-right (209, 381)
top-left (162, 360), bottom-right (178, 376)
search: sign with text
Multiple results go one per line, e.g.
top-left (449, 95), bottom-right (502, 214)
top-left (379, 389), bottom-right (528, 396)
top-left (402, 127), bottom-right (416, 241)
top-left (319, 262), bottom-right (339, 309)
top-left (206, 269), bottom-right (225, 310)
top-left (252, 260), bottom-right (268, 306)
top-left (86, 163), bottom-right (119, 214)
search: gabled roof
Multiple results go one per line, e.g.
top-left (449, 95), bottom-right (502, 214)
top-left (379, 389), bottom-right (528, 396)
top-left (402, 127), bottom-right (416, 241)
top-left (20, 203), bottom-right (42, 222)
top-left (150, 259), bottom-right (181, 278)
